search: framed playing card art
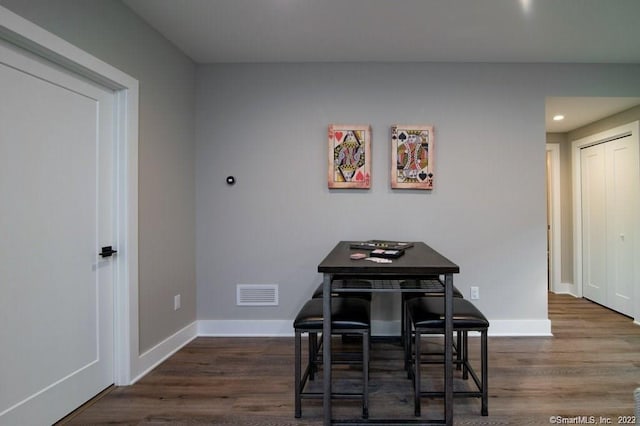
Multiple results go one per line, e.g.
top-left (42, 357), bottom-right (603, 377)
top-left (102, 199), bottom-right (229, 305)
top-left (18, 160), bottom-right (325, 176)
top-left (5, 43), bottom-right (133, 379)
top-left (328, 124), bottom-right (371, 189)
top-left (391, 125), bottom-right (434, 189)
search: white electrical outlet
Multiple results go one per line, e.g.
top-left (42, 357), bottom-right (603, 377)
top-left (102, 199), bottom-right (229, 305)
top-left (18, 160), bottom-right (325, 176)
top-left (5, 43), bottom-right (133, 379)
top-left (470, 286), bottom-right (480, 300)
top-left (174, 294), bottom-right (181, 310)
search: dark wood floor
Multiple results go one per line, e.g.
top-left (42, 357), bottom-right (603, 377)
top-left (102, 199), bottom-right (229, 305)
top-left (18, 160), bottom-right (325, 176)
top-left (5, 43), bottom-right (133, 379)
top-left (59, 293), bottom-right (640, 425)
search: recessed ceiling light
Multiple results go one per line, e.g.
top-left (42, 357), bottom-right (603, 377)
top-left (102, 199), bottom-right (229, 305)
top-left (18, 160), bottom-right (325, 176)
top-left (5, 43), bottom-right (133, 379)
top-left (553, 115), bottom-right (565, 121)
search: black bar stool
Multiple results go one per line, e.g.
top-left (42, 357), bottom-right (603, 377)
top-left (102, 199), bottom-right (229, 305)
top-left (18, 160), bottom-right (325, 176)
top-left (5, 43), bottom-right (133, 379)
top-left (399, 279), bottom-right (464, 372)
top-left (406, 296), bottom-right (489, 417)
top-left (399, 278), bottom-right (463, 341)
top-left (294, 297), bottom-right (371, 419)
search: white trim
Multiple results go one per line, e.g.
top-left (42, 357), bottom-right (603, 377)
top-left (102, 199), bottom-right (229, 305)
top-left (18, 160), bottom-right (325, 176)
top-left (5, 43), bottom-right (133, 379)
top-left (551, 282), bottom-right (578, 297)
top-left (114, 88), bottom-right (139, 386)
top-left (198, 320), bottom-right (293, 337)
top-left (572, 121), bottom-right (639, 321)
top-left (132, 322), bottom-right (198, 384)
top-left (102, 317), bottom-right (556, 386)
top-left (1, 6), bottom-right (139, 385)
top-left (197, 319), bottom-right (552, 337)
top-left (546, 144), bottom-right (562, 294)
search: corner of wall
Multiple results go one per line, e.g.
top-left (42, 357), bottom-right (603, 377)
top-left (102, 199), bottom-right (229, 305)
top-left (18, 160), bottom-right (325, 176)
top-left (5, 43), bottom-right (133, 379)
top-left (131, 321), bottom-right (198, 384)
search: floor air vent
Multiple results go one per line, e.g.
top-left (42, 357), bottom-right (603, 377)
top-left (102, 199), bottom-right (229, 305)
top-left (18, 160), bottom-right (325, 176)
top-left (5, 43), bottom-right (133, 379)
top-left (236, 284), bottom-right (279, 306)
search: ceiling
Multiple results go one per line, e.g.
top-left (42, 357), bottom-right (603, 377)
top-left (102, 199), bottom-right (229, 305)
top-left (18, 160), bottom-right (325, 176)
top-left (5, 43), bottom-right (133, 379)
top-left (545, 97), bottom-right (640, 133)
top-left (122, 0), bottom-right (640, 132)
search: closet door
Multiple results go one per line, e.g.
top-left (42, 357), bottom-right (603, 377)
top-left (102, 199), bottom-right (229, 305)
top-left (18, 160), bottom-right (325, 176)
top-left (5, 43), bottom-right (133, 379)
top-left (605, 136), bottom-right (637, 316)
top-left (580, 135), bottom-right (638, 317)
top-left (581, 143), bottom-right (607, 307)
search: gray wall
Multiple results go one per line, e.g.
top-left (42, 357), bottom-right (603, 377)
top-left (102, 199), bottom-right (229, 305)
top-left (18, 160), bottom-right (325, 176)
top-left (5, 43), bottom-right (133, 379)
top-left (194, 62), bottom-right (640, 326)
top-left (196, 63), bottom-right (640, 325)
top-left (0, 0), bottom-right (197, 353)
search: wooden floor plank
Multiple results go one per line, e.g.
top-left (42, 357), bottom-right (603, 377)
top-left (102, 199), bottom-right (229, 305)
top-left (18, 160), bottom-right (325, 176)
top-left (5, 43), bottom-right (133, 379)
top-left (58, 293), bottom-right (640, 425)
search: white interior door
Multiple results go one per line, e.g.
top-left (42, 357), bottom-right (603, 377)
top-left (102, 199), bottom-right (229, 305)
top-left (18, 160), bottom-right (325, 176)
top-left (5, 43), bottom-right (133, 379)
top-left (605, 136), bottom-right (637, 316)
top-left (0, 38), bottom-right (115, 426)
top-left (580, 135), bottom-right (638, 317)
top-left (581, 143), bottom-right (607, 305)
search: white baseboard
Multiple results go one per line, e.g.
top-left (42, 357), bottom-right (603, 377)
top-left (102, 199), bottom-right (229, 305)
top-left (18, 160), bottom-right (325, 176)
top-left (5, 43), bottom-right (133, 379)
top-left (131, 321), bottom-right (198, 384)
top-left (129, 316), bottom-right (551, 385)
top-left (125, 317), bottom-right (552, 385)
top-left (552, 282), bottom-right (578, 297)
top-left (198, 319), bottom-right (292, 336)
top-left (198, 318), bottom-right (553, 337)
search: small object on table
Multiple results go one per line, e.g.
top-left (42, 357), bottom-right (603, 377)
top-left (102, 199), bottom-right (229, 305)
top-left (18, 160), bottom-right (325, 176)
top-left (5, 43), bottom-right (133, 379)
top-left (350, 252), bottom-right (367, 260)
top-left (365, 257), bottom-right (392, 263)
top-left (369, 248), bottom-right (405, 258)
top-left (350, 240), bottom-right (414, 251)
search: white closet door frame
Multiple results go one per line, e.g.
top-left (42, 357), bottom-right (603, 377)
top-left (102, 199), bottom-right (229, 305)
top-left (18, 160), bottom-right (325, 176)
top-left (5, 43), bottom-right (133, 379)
top-left (546, 144), bottom-right (561, 294)
top-left (572, 120), bottom-right (639, 323)
top-left (0, 6), bottom-right (139, 385)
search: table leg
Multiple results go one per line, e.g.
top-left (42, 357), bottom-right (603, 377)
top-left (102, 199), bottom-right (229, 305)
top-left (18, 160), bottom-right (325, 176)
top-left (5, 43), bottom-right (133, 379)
top-left (322, 273), bottom-right (332, 426)
top-left (444, 273), bottom-right (453, 426)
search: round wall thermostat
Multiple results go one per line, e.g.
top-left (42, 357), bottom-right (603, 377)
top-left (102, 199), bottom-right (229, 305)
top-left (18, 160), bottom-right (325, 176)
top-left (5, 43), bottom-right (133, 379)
top-left (226, 176), bottom-right (236, 185)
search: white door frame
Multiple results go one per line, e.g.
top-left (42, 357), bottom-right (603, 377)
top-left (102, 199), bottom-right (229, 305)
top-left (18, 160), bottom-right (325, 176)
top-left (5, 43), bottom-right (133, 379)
top-left (572, 121), bottom-right (639, 322)
top-left (546, 144), bottom-right (562, 294)
top-left (0, 6), bottom-right (139, 385)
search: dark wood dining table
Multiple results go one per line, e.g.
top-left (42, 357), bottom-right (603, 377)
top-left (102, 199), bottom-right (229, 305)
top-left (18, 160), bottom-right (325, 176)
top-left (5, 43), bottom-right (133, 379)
top-left (317, 241), bottom-right (460, 426)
